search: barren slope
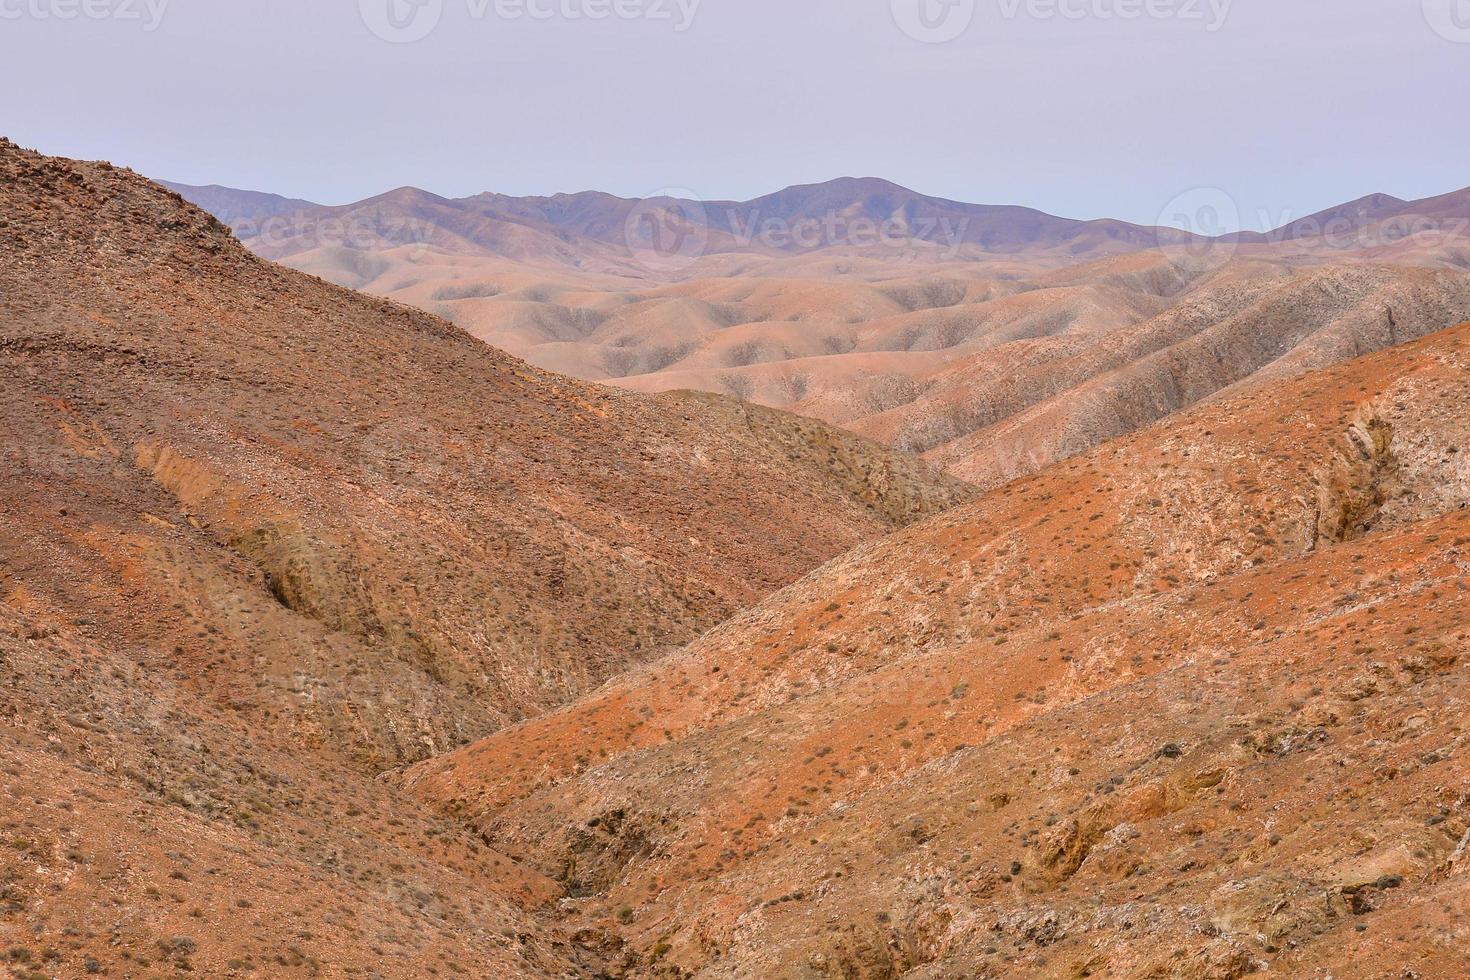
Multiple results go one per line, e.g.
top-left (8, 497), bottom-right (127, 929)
top-left (402, 321), bottom-right (1470, 978)
top-left (916, 263), bottom-right (1470, 487)
top-left (1, 138), bottom-right (972, 754)
top-left (0, 140), bottom-right (969, 976)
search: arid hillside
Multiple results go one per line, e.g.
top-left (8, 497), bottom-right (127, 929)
top-left (171, 177), bottom-right (1470, 496)
top-left (402, 320), bottom-right (1470, 978)
top-left (603, 257), bottom-right (1470, 493)
top-left (2, 138), bottom-right (970, 756)
top-left (0, 140), bottom-right (969, 977)
top-left (902, 261), bottom-right (1470, 487)
top-left (7, 140), bottom-right (1468, 979)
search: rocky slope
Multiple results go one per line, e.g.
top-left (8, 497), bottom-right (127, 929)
top-left (7, 138), bottom-right (1468, 978)
top-left (0, 139), bottom-right (970, 977)
top-left (1, 138), bottom-right (971, 760)
top-left (600, 255), bottom-right (1470, 494)
top-left (401, 320), bottom-right (1470, 978)
top-left (908, 262), bottom-right (1470, 487)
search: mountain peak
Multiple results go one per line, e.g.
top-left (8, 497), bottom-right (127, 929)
top-left (793, 175), bottom-right (915, 193)
top-left (160, 179), bottom-right (319, 226)
top-left (360, 185), bottom-right (452, 207)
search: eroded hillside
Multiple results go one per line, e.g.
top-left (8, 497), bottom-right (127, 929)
top-left (6, 138), bottom-right (1468, 979)
top-left (0, 140), bottom-right (969, 977)
top-left (401, 320), bottom-right (1470, 978)
top-left (0, 138), bottom-right (970, 764)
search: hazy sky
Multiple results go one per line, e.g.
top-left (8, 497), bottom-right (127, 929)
top-left (3, 0), bottom-right (1466, 231)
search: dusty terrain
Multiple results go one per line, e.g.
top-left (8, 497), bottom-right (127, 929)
top-left (3, 141), bottom-right (1466, 979)
top-left (0, 140), bottom-right (967, 977)
top-left (170, 177), bottom-right (1470, 494)
top-left (403, 318), bottom-right (1470, 978)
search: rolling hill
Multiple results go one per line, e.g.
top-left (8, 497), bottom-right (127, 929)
top-left (401, 316), bottom-right (1470, 978)
top-left (0, 139), bottom-right (970, 977)
top-left (169, 176), bottom-right (1470, 500)
top-left (8, 138), bottom-right (1468, 978)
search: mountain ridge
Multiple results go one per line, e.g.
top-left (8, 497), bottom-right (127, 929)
top-left (167, 173), bottom-right (1470, 259)
top-left (165, 173), bottom-right (1206, 266)
top-left (156, 178), bottom-right (320, 225)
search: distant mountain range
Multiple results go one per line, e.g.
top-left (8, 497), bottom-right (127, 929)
top-left (157, 173), bottom-right (1470, 486)
top-left (158, 181), bottom-right (318, 226)
top-left (161, 175), bottom-right (1470, 269)
top-left (161, 176), bottom-right (1197, 267)
top-left (1227, 186), bottom-right (1470, 244)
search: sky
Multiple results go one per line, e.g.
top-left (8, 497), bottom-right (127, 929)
top-left (2, 0), bottom-right (1467, 232)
